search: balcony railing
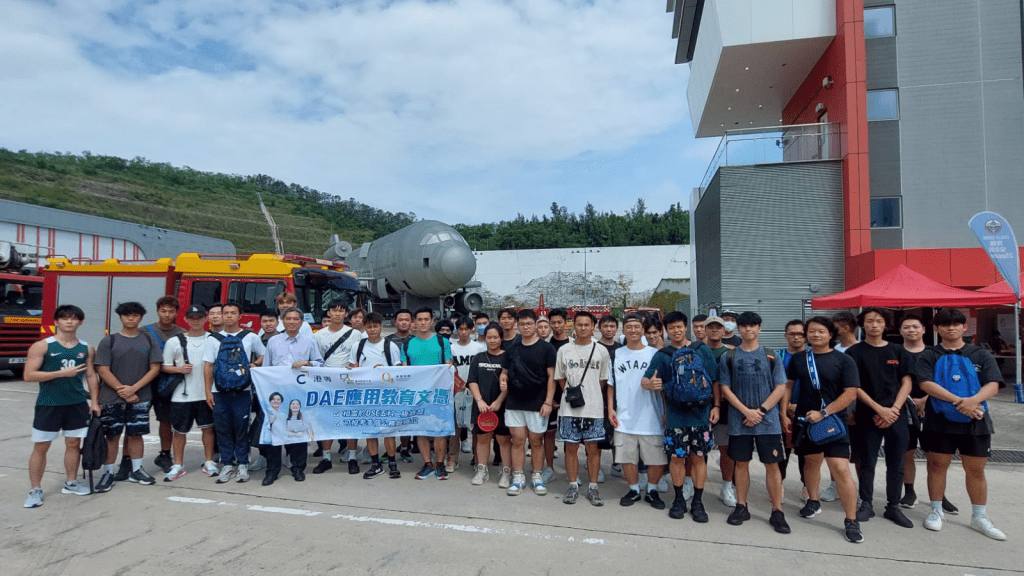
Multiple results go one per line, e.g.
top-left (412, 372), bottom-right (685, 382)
top-left (699, 123), bottom-right (843, 192)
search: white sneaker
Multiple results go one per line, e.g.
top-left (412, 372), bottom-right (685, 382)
top-left (461, 439), bottom-right (472, 454)
top-left (532, 471), bottom-right (548, 495)
top-left (217, 465), bottom-right (237, 483)
top-left (924, 509), bottom-right (944, 531)
top-left (657, 476), bottom-right (669, 493)
top-left (610, 463), bottom-right (624, 478)
top-left (338, 449), bottom-right (349, 463)
top-left (507, 472), bottom-right (526, 496)
top-left (597, 469), bottom-right (605, 483)
top-left (821, 481), bottom-right (838, 502)
top-left (62, 480), bottom-right (91, 495)
top-left (720, 482), bottom-right (737, 507)
top-left (249, 455), bottom-right (266, 471)
top-left (498, 467), bottom-right (512, 489)
top-left (542, 466), bottom-right (555, 484)
top-left (202, 461), bottom-right (220, 477)
top-left (164, 465), bottom-right (186, 482)
top-left (472, 464), bottom-right (489, 485)
top-left (971, 516), bottom-right (1007, 541)
top-left (683, 477), bottom-right (695, 501)
top-left (638, 472), bottom-right (649, 493)
top-left (237, 464), bottom-right (249, 483)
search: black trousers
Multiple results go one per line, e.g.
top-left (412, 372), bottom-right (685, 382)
top-left (264, 442), bottom-right (308, 475)
top-left (854, 416), bottom-right (909, 507)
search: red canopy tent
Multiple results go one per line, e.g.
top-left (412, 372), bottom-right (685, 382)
top-left (811, 264), bottom-right (1018, 309)
top-left (977, 272), bottom-right (1024, 303)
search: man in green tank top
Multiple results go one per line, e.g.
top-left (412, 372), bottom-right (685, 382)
top-left (22, 304), bottom-right (99, 508)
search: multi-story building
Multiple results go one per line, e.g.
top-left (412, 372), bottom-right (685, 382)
top-left (669, 0), bottom-right (1024, 339)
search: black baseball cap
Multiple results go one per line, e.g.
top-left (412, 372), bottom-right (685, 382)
top-left (185, 304), bottom-right (207, 317)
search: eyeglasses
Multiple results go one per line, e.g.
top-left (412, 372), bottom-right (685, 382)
top-left (786, 332), bottom-right (805, 337)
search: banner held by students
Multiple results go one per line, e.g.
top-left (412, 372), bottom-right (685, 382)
top-left (251, 365), bottom-right (455, 445)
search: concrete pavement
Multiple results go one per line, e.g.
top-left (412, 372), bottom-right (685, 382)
top-left (1, 373), bottom-right (1021, 576)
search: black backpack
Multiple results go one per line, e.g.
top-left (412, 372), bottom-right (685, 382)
top-left (81, 414), bottom-right (108, 494)
top-left (355, 338), bottom-right (395, 366)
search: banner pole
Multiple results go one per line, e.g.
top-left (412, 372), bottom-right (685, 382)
top-left (1015, 302), bottom-right (1023, 404)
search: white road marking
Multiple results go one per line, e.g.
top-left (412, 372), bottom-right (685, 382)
top-left (168, 497), bottom-right (610, 546)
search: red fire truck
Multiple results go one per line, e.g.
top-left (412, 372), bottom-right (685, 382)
top-left (41, 253), bottom-right (365, 348)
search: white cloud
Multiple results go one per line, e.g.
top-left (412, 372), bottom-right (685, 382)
top-left (0, 0), bottom-right (701, 223)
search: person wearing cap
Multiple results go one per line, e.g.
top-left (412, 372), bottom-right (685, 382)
top-left (720, 310), bottom-right (742, 347)
top-left (161, 305), bottom-right (218, 481)
top-left (536, 316), bottom-right (551, 341)
top-left (705, 315), bottom-right (738, 507)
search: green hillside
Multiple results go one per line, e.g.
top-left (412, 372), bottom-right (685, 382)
top-left (0, 149), bottom-right (414, 255)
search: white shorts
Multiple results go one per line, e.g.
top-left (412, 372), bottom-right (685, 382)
top-left (32, 427), bottom-right (88, 443)
top-left (505, 410), bottom-right (548, 435)
top-left (613, 431), bottom-right (668, 466)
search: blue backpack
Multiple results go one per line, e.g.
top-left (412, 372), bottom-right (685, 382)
top-left (929, 351), bottom-right (986, 423)
top-left (210, 330), bottom-right (253, 391)
top-left (660, 344), bottom-right (714, 409)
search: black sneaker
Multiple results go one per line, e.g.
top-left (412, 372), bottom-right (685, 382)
top-left (363, 462), bottom-right (385, 479)
top-left (348, 459), bottom-right (360, 475)
top-left (844, 518), bottom-right (864, 543)
top-left (689, 499), bottom-right (709, 523)
top-left (95, 471), bottom-right (115, 493)
top-left (799, 499), bottom-right (822, 518)
top-left (770, 509), bottom-right (791, 534)
top-left (620, 489), bottom-right (641, 507)
top-left (415, 464), bottom-right (435, 479)
top-left (856, 501), bottom-right (875, 522)
top-left (435, 463), bottom-right (449, 480)
top-left (154, 451), bottom-right (173, 474)
top-left (668, 496), bottom-right (688, 519)
top-left (899, 490), bottom-right (917, 509)
top-left (313, 446), bottom-right (324, 458)
top-left (388, 461), bottom-right (401, 479)
top-left (113, 456), bottom-right (131, 481)
top-left (883, 504), bottom-right (914, 528)
top-left (645, 490), bottom-right (666, 510)
top-left (312, 459), bottom-right (332, 474)
top-left (727, 504), bottom-right (751, 526)
top-left (399, 447), bottom-right (414, 463)
top-left (410, 442), bottom-right (421, 454)
top-left (942, 497), bottom-right (959, 515)
top-left (128, 468), bottom-right (156, 485)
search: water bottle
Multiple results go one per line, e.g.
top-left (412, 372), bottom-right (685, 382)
top-left (1014, 382), bottom-right (1024, 404)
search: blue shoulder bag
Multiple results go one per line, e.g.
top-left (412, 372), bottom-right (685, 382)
top-left (805, 351), bottom-right (847, 444)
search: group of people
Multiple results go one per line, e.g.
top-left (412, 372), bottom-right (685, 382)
top-left (22, 295), bottom-right (1007, 545)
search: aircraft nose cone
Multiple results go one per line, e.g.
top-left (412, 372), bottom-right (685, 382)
top-left (439, 244), bottom-right (476, 287)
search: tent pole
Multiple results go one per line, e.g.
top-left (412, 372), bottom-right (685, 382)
top-left (1015, 302), bottom-right (1023, 404)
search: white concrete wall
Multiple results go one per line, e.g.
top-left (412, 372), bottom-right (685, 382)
top-left (471, 245), bottom-right (691, 305)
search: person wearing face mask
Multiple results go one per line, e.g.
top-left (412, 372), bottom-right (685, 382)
top-left (720, 310), bottom-right (742, 347)
top-left (473, 312), bottom-right (491, 342)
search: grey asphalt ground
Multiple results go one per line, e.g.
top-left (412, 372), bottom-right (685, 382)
top-left (1, 371), bottom-right (1021, 576)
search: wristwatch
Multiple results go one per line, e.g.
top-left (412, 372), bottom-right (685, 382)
top-left (757, 406), bottom-right (768, 415)
top-left (820, 408), bottom-right (829, 418)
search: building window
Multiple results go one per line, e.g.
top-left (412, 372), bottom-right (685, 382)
top-left (867, 89), bottom-right (899, 121)
top-left (871, 198), bottom-right (901, 228)
top-left (864, 6), bottom-right (895, 38)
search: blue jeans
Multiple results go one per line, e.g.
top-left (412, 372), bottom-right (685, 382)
top-left (213, 390), bottom-right (251, 466)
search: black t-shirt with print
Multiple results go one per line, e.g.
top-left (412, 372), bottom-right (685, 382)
top-left (786, 350), bottom-right (860, 420)
top-left (467, 351), bottom-right (509, 404)
top-left (846, 342), bottom-right (912, 424)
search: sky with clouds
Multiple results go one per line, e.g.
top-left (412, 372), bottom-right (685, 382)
top-left (1, 0), bottom-right (718, 224)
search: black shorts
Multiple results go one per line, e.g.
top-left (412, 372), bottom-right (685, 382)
top-left (907, 421), bottom-right (921, 450)
top-left (472, 408), bottom-right (510, 436)
top-left (152, 393), bottom-right (173, 423)
top-left (547, 407), bottom-right (559, 431)
top-left (920, 430), bottom-right (992, 458)
top-left (794, 434), bottom-right (851, 459)
top-left (32, 403), bottom-right (90, 442)
top-left (100, 401), bottom-right (151, 438)
top-left (171, 400), bottom-right (215, 434)
top-left (729, 434), bottom-right (785, 464)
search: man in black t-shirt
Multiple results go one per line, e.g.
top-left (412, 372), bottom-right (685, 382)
top-left (781, 316), bottom-right (863, 543)
top-left (846, 308), bottom-right (913, 528)
top-left (915, 308), bottom-right (1005, 541)
top-left (541, 308), bottom-right (571, 483)
top-left (501, 309), bottom-right (556, 496)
